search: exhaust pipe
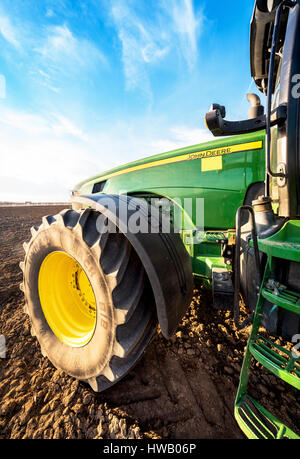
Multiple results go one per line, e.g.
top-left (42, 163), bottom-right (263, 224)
top-left (247, 93), bottom-right (265, 119)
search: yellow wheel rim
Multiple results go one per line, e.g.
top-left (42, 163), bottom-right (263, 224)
top-left (38, 251), bottom-right (97, 347)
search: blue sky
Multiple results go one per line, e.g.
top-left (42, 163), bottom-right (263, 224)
top-left (0, 0), bottom-right (260, 202)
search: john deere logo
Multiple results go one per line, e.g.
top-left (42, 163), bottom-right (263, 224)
top-left (189, 147), bottom-right (232, 161)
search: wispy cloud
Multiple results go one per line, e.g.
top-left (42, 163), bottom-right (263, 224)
top-left (51, 113), bottom-right (87, 140)
top-left (0, 107), bottom-right (86, 140)
top-left (0, 13), bottom-right (20, 49)
top-left (37, 69), bottom-right (61, 93)
top-left (0, 1), bottom-right (210, 202)
top-left (83, 121), bottom-right (213, 170)
top-left (0, 104), bottom-right (212, 202)
top-left (111, 2), bottom-right (169, 98)
top-left (149, 126), bottom-right (212, 153)
top-left (36, 24), bottom-right (107, 71)
top-left (110, 0), bottom-right (203, 97)
top-left (45, 8), bottom-right (55, 18)
top-left (165, 0), bottom-right (202, 69)
top-left (0, 107), bottom-right (102, 201)
top-left (31, 23), bottom-right (109, 95)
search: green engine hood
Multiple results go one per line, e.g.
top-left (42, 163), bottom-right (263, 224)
top-left (73, 131), bottom-right (265, 199)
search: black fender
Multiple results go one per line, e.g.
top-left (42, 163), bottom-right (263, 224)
top-left (72, 194), bottom-right (194, 339)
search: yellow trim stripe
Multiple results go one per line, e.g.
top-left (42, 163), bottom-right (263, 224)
top-left (99, 140), bottom-right (263, 181)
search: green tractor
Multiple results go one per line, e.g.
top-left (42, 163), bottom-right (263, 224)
top-left (20, 0), bottom-right (299, 439)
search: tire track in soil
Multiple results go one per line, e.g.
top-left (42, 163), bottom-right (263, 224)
top-left (0, 206), bottom-right (299, 439)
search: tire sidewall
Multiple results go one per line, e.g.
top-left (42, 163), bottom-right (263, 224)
top-left (24, 222), bottom-right (115, 380)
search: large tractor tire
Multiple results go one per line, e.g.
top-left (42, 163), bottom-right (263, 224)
top-left (20, 208), bottom-right (157, 392)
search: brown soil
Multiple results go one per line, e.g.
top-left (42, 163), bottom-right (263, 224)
top-left (0, 205), bottom-right (299, 439)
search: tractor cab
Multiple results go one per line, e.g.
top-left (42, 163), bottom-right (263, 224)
top-left (206, 0), bottom-right (300, 439)
top-left (251, 0), bottom-right (300, 219)
top-left (206, 0), bottom-right (300, 219)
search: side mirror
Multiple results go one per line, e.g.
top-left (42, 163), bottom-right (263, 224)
top-left (205, 99), bottom-right (286, 137)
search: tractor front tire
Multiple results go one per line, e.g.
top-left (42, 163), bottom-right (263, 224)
top-left (20, 208), bottom-right (157, 392)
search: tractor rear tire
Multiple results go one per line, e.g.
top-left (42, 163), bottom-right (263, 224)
top-left (20, 208), bottom-right (157, 392)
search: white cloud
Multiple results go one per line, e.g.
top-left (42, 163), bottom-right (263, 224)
top-left (0, 13), bottom-right (20, 49)
top-left (141, 42), bottom-right (169, 64)
top-left (0, 107), bottom-right (86, 140)
top-left (0, 109), bottom-right (104, 202)
top-left (111, 2), bottom-right (169, 97)
top-left (56, 24), bottom-right (105, 65)
top-left (0, 109), bottom-right (50, 136)
top-left (166, 0), bottom-right (201, 69)
top-left (36, 24), bottom-right (108, 80)
top-left (0, 107), bottom-right (213, 202)
top-left (80, 122), bottom-right (213, 170)
top-left (51, 114), bottom-right (87, 140)
top-left (148, 126), bottom-right (212, 153)
top-left (45, 8), bottom-right (54, 18)
top-left (110, 0), bottom-right (203, 96)
top-left (37, 69), bottom-right (61, 93)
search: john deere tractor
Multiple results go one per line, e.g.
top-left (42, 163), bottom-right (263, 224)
top-left (20, 0), bottom-right (299, 439)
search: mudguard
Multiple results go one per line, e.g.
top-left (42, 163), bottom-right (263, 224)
top-left (72, 194), bottom-right (194, 339)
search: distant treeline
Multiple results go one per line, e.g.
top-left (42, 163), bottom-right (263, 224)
top-left (0, 202), bottom-right (70, 207)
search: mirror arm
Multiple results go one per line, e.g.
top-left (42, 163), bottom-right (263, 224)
top-left (205, 104), bottom-right (286, 137)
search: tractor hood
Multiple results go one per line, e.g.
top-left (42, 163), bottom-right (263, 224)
top-left (72, 131), bottom-right (265, 198)
top-left (72, 130), bottom-right (265, 230)
top-left (73, 138), bottom-right (217, 196)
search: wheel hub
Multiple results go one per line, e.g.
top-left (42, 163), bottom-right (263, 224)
top-left (38, 251), bottom-right (96, 347)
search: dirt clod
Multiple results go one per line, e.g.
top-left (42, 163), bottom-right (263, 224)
top-left (0, 205), bottom-right (299, 439)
